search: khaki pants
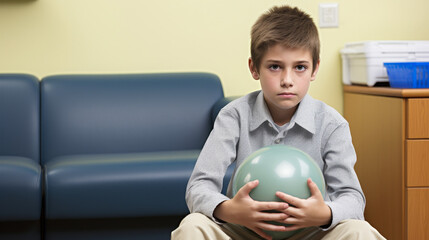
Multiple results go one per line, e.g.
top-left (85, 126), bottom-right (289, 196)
top-left (171, 213), bottom-right (386, 240)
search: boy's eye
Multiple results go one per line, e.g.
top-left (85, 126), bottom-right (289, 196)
top-left (269, 65), bottom-right (281, 71)
top-left (295, 65), bottom-right (308, 72)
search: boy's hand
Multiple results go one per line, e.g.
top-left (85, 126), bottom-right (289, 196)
top-left (214, 180), bottom-right (289, 240)
top-left (276, 178), bottom-right (332, 231)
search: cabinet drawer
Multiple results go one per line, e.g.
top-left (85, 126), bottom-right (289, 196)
top-left (407, 99), bottom-right (429, 138)
top-left (407, 188), bottom-right (429, 240)
top-left (407, 140), bottom-right (429, 187)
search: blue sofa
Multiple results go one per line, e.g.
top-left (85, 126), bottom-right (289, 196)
top-left (0, 73), bottom-right (234, 240)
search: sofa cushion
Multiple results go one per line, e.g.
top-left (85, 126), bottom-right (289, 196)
top-left (45, 151), bottom-right (201, 219)
top-left (41, 73), bottom-right (224, 164)
top-left (0, 157), bottom-right (42, 221)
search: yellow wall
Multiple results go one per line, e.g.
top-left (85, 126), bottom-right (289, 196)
top-left (1, 0), bottom-right (429, 113)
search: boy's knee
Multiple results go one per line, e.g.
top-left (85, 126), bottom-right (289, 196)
top-left (172, 213), bottom-right (204, 239)
top-left (179, 213), bottom-right (211, 229)
top-left (332, 219), bottom-right (385, 240)
top-left (172, 213), bottom-right (227, 240)
top-left (340, 219), bottom-right (371, 229)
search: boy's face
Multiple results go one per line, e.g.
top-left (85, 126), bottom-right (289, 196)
top-left (249, 44), bottom-right (319, 125)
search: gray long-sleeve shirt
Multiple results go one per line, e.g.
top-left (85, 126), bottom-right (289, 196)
top-left (186, 90), bottom-right (365, 229)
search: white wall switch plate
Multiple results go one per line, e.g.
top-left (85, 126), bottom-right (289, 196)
top-left (319, 3), bottom-right (339, 28)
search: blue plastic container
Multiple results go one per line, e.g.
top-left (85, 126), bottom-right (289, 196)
top-left (384, 62), bottom-right (429, 88)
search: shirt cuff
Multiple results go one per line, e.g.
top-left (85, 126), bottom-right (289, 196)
top-left (209, 198), bottom-right (230, 224)
top-left (322, 201), bottom-right (340, 230)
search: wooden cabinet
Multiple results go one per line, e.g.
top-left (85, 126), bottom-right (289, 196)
top-left (343, 85), bottom-right (429, 240)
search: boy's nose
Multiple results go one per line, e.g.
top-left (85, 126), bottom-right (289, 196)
top-left (280, 72), bottom-right (293, 87)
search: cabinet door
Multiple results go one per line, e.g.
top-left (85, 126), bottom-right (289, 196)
top-left (344, 93), bottom-right (404, 240)
top-left (407, 188), bottom-right (429, 240)
top-left (407, 140), bottom-right (429, 187)
top-left (407, 99), bottom-right (429, 138)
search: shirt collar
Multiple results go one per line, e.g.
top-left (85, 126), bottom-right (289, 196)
top-left (293, 94), bottom-right (316, 134)
top-left (250, 91), bottom-right (316, 134)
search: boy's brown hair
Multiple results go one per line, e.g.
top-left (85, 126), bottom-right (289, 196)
top-left (251, 5), bottom-right (320, 73)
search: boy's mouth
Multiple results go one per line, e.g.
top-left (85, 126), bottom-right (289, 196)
top-left (278, 92), bottom-right (296, 97)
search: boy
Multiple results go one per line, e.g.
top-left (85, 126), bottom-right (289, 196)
top-left (172, 5), bottom-right (385, 240)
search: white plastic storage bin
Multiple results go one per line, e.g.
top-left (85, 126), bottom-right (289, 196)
top-left (341, 41), bottom-right (429, 86)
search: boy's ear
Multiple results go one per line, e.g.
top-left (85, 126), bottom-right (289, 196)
top-left (248, 57), bottom-right (260, 80)
top-left (310, 60), bottom-right (320, 81)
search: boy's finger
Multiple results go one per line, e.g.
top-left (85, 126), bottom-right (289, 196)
top-left (238, 180), bottom-right (259, 196)
top-left (275, 191), bottom-right (302, 207)
top-left (257, 211), bottom-right (289, 222)
top-left (258, 221), bottom-right (287, 233)
top-left (307, 178), bottom-right (322, 199)
top-left (257, 200), bottom-right (288, 212)
top-left (283, 223), bottom-right (304, 232)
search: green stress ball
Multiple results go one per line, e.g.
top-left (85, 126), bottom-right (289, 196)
top-left (232, 145), bottom-right (326, 240)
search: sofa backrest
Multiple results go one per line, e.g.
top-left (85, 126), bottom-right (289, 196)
top-left (0, 74), bottom-right (40, 162)
top-left (41, 73), bottom-right (224, 164)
